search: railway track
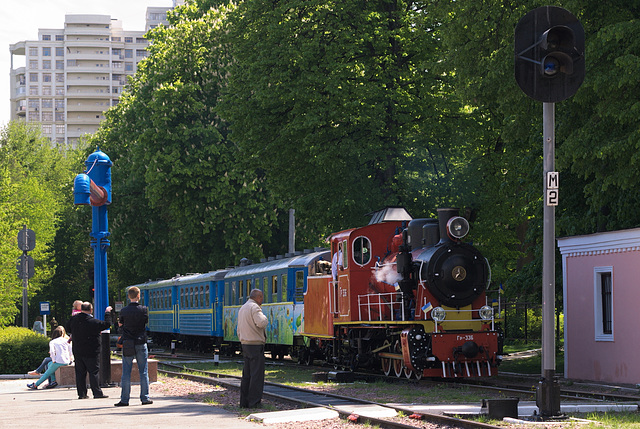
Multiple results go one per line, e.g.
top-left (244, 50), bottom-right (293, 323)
top-left (159, 363), bottom-right (503, 429)
top-left (456, 377), bottom-right (640, 403)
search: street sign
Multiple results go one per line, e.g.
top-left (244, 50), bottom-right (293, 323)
top-left (16, 255), bottom-right (35, 279)
top-left (40, 301), bottom-right (50, 315)
top-left (546, 172), bottom-right (559, 206)
top-left (17, 228), bottom-right (36, 252)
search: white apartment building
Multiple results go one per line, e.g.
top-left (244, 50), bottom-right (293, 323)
top-left (9, 2), bottom-right (182, 147)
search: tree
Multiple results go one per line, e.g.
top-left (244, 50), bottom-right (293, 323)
top-left (0, 122), bottom-right (79, 326)
top-left (220, 0), bottom-right (479, 238)
top-left (92, 1), bottom-right (287, 289)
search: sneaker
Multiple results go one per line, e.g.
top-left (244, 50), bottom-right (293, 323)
top-left (78, 395), bottom-right (89, 399)
top-left (114, 402), bottom-right (129, 407)
top-left (27, 383), bottom-right (37, 390)
top-left (141, 400), bottom-right (153, 405)
top-left (94, 394), bottom-right (109, 399)
top-left (28, 371), bottom-right (39, 376)
top-left (44, 381), bottom-right (58, 389)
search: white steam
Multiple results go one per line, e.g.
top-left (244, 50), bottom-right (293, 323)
top-left (374, 263), bottom-right (403, 287)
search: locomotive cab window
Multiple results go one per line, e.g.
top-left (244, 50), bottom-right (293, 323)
top-left (353, 236), bottom-right (371, 266)
top-left (342, 239), bottom-right (348, 269)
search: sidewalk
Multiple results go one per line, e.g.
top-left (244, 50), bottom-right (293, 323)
top-left (0, 378), bottom-right (259, 429)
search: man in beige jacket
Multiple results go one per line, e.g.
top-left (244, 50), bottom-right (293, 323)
top-left (237, 289), bottom-right (268, 408)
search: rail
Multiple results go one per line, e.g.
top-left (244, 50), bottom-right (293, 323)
top-left (357, 292), bottom-right (405, 321)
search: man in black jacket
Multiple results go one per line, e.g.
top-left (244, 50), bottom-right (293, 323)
top-left (114, 286), bottom-right (152, 406)
top-left (67, 302), bottom-right (112, 399)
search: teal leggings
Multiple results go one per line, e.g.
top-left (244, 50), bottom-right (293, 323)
top-left (35, 362), bottom-right (68, 387)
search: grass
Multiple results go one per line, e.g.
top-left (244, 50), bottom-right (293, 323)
top-left (500, 341), bottom-right (564, 375)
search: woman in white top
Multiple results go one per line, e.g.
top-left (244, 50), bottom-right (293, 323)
top-left (28, 326), bottom-right (73, 390)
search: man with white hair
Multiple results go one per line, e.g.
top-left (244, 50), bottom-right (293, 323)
top-left (237, 289), bottom-right (268, 408)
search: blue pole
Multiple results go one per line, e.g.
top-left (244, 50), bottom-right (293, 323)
top-left (91, 205), bottom-right (110, 321)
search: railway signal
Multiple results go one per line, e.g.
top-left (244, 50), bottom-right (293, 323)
top-left (514, 6), bottom-right (585, 103)
top-left (514, 6), bottom-right (585, 418)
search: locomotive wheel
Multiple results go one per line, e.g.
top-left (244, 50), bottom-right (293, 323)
top-left (380, 340), bottom-right (392, 376)
top-left (414, 370), bottom-right (423, 380)
top-left (403, 366), bottom-right (413, 379)
top-left (299, 349), bottom-right (312, 366)
top-left (392, 341), bottom-right (403, 378)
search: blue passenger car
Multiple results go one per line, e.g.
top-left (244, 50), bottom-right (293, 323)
top-left (135, 269), bottom-right (228, 351)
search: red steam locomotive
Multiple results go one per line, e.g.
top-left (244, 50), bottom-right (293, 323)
top-left (300, 207), bottom-right (503, 378)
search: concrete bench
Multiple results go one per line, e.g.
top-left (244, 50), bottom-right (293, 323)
top-left (54, 359), bottom-right (158, 387)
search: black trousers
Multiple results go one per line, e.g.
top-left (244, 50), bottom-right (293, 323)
top-left (74, 355), bottom-right (104, 398)
top-left (240, 344), bottom-right (265, 408)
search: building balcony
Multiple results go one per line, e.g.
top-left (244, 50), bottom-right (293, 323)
top-left (66, 52), bottom-right (110, 61)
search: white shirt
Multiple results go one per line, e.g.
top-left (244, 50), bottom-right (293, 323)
top-left (331, 250), bottom-right (343, 280)
top-left (49, 336), bottom-right (73, 365)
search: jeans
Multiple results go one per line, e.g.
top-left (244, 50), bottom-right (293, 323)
top-left (120, 343), bottom-right (150, 404)
top-left (35, 361), bottom-right (68, 387)
top-left (36, 357), bottom-right (53, 383)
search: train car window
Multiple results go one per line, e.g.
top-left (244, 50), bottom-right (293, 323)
top-left (180, 288), bottom-right (184, 308)
top-left (188, 287), bottom-right (193, 308)
top-left (194, 286), bottom-right (199, 308)
top-left (231, 281), bottom-right (237, 305)
top-left (247, 279), bottom-right (252, 296)
top-left (353, 236), bottom-right (372, 266)
top-left (281, 274), bottom-right (287, 301)
top-left (295, 271), bottom-right (304, 303)
top-left (239, 281), bottom-right (244, 301)
top-left (205, 285), bottom-right (210, 307)
top-left (342, 239), bottom-right (349, 269)
top-left (271, 275), bottom-right (277, 303)
top-left (262, 277), bottom-right (268, 302)
top-left (200, 285), bottom-right (204, 308)
top-left (165, 290), bottom-right (169, 309)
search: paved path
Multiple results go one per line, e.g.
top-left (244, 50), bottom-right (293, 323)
top-left (0, 379), bottom-right (258, 429)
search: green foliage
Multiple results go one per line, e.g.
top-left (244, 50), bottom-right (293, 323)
top-left (92, 2), bottom-right (287, 290)
top-left (220, 0), bottom-right (476, 237)
top-left (0, 122), bottom-right (79, 327)
top-left (0, 327), bottom-right (49, 374)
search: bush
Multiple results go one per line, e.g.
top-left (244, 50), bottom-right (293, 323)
top-left (0, 327), bottom-right (49, 374)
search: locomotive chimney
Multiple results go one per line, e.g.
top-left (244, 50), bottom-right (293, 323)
top-left (437, 208), bottom-right (460, 243)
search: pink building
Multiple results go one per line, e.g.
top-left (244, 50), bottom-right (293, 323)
top-left (558, 228), bottom-right (640, 385)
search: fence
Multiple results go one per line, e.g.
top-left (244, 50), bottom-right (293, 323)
top-left (501, 301), bottom-right (563, 343)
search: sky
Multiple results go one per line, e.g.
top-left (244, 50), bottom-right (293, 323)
top-left (0, 0), bottom-right (174, 127)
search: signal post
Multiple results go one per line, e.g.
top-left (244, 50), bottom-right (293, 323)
top-left (73, 148), bottom-right (113, 385)
top-left (514, 6), bottom-right (585, 417)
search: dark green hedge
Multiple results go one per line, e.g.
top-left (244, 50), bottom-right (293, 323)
top-left (0, 327), bottom-right (49, 374)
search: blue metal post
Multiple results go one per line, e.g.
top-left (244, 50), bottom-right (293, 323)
top-left (91, 204), bottom-right (110, 321)
top-left (73, 149), bottom-right (113, 386)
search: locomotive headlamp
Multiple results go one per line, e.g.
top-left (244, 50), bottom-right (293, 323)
top-left (479, 305), bottom-right (494, 321)
top-left (447, 216), bottom-right (470, 240)
top-left (431, 307), bottom-right (446, 322)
